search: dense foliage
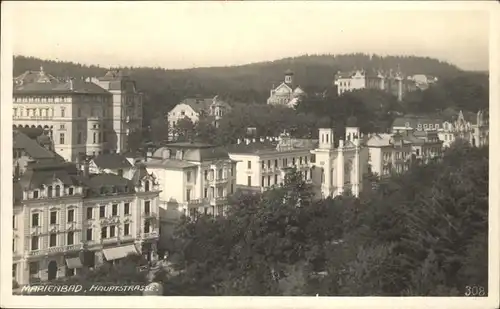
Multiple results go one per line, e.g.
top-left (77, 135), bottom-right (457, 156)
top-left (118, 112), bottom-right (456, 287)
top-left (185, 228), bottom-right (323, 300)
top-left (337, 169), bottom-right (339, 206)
top-left (161, 141), bottom-right (488, 296)
top-left (14, 54), bottom-right (468, 127)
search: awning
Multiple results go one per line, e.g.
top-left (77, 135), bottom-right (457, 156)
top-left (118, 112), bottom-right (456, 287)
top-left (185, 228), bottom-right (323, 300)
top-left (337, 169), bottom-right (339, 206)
top-left (65, 257), bottom-right (83, 269)
top-left (102, 244), bottom-right (138, 261)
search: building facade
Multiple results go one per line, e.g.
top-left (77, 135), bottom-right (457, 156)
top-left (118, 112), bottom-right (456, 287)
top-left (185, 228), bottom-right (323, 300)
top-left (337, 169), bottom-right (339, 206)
top-left (228, 134), bottom-right (316, 192)
top-left (12, 161), bottom-right (160, 286)
top-left (311, 127), bottom-right (365, 198)
top-left (267, 70), bottom-right (306, 108)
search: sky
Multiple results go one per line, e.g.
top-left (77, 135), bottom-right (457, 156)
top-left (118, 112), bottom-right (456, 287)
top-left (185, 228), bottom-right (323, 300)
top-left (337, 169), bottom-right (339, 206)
top-left (6, 1), bottom-right (492, 71)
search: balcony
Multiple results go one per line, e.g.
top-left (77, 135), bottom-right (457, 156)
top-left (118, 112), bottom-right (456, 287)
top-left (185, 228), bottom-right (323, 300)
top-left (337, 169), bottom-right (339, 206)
top-left (210, 197), bottom-right (227, 206)
top-left (141, 231), bottom-right (159, 240)
top-left (102, 237), bottom-right (119, 245)
top-left (48, 224), bottom-right (59, 233)
top-left (66, 222), bottom-right (78, 231)
top-left (28, 243), bottom-right (83, 257)
top-left (100, 216), bottom-right (120, 225)
top-left (213, 177), bottom-right (228, 185)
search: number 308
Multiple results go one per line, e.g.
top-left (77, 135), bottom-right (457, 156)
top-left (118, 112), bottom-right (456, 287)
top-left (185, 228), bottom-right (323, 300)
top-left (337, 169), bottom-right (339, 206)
top-left (465, 286), bottom-right (486, 296)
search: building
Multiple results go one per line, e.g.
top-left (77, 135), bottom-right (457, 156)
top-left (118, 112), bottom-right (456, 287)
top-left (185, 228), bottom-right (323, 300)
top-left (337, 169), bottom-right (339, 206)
top-left (365, 130), bottom-right (443, 178)
top-left (392, 110), bottom-right (489, 148)
top-left (13, 161), bottom-right (160, 286)
top-left (227, 133), bottom-right (316, 192)
top-left (168, 96), bottom-right (232, 129)
top-left (144, 142), bottom-right (236, 248)
top-left (13, 129), bottom-right (64, 178)
top-left (88, 153), bottom-right (135, 179)
top-left (334, 68), bottom-right (422, 101)
top-left (440, 110), bottom-right (489, 148)
top-left (311, 127), bottom-right (365, 197)
top-left (267, 70), bottom-right (307, 108)
top-left (13, 68), bottom-right (143, 161)
top-left (87, 70), bottom-right (143, 154)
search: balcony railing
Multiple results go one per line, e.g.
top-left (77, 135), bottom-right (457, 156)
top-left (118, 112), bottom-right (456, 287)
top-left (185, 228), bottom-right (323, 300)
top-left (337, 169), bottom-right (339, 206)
top-left (48, 224), bottom-right (59, 233)
top-left (210, 197), bottom-right (227, 205)
top-left (28, 243), bottom-right (83, 257)
top-left (30, 226), bottom-right (42, 236)
top-left (187, 198), bottom-right (209, 206)
top-left (142, 231), bottom-right (159, 239)
top-left (213, 177), bottom-right (228, 185)
top-left (142, 212), bottom-right (157, 219)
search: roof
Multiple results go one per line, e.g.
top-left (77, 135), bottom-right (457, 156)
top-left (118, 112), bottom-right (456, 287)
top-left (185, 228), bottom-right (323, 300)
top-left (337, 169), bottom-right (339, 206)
top-left (176, 98), bottom-right (214, 114)
top-left (366, 133), bottom-right (412, 147)
top-left (227, 138), bottom-right (317, 155)
top-left (98, 69), bottom-right (130, 81)
top-left (14, 79), bottom-right (110, 95)
top-left (85, 173), bottom-right (133, 188)
top-left (183, 147), bottom-right (230, 161)
top-left (164, 142), bottom-right (215, 149)
top-left (18, 162), bottom-right (82, 190)
top-left (284, 69), bottom-right (294, 75)
top-left (14, 70), bottom-right (58, 84)
top-left (145, 158), bottom-right (197, 169)
top-left (92, 153), bottom-right (133, 170)
top-left (13, 130), bottom-right (59, 160)
top-left (131, 164), bottom-right (150, 184)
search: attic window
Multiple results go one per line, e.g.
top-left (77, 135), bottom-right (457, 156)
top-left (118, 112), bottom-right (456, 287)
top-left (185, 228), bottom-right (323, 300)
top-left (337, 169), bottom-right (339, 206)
top-left (33, 190), bottom-right (39, 199)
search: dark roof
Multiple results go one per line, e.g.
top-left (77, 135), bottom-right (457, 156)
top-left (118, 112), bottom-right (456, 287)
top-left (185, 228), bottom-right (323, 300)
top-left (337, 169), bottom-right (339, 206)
top-left (92, 153), bottom-right (132, 170)
top-left (180, 98), bottom-right (213, 113)
top-left (226, 141), bottom-right (277, 155)
top-left (18, 162), bottom-right (81, 190)
top-left (98, 69), bottom-right (130, 81)
top-left (85, 173), bottom-right (133, 188)
top-left (14, 70), bottom-right (58, 84)
top-left (284, 69), bottom-right (294, 75)
top-left (13, 130), bottom-right (59, 160)
top-left (131, 165), bottom-right (150, 184)
top-left (145, 158), bottom-right (197, 169)
top-left (165, 142), bottom-right (215, 149)
top-left (183, 147), bottom-right (229, 161)
top-left (392, 116), bottom-right (444, 128)
top-left (14, 79), bottom-right (110, 95)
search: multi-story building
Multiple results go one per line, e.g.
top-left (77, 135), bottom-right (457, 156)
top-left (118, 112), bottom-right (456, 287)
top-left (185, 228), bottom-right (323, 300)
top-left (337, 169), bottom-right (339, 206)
top-left (144, 142), bottom-right (236, 247)
top-left (13, 68), bottom-right (143, 161)
top-left (168, 96), bottom-right (232, 130)
top-left (334, 68), bottom-right (422, 101)
top-left (267, 70), bottom-right (307, 108)
top-left (87, 70), bottom-right (143, 153)
top-left (12, 160), bottom-right (160, 286)
top-left (88, 153), bottom-right (136, 179)
top-left (392, 110), bottom-right (489, 148)
top-left (311, 127), bottom-right (365, 197)
top-left (227, 133), bottom-right (316, 192)
top-left (365, 133), bottom-right (413, 177)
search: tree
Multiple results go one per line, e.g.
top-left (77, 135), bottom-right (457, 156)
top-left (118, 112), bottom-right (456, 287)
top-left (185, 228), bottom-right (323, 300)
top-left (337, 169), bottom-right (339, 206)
top-left (173, 117), bottom-right (196, 142)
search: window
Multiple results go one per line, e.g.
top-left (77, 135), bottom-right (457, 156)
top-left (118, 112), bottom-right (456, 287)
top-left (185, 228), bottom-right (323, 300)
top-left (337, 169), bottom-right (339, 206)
top-left (112, 204), bottom-right (118, 216)
top-left (218, 169), bottom-right (223, 179)
top-left (61, 107), bottom-right (65, 117)
top-left (49, 234), bottom-right (57, 247)
top-left (31, 213), bottom-right (39, 227)
top-left (13, 215), bottom-right (16, 229)
top-left (124, 224), bottom-right (130, 236)
top-left (292, 158), bottom-right (296, 165)
top-left (68, 187), bottom-right (74, 195)
top-left (86, 228), bottom-right (93, 241)
top-left (144, 220), bottom-right (150, 233)
top-left (274, 175), bottom-right (278, 184)
top-left (204, 170), bottom-right (208, 180)
top-left (55, 185), bottom-right (61, 197)
top-left (204, 188), bottom-right (208, 198)
top-left (305, 156), bottom-right (308, 164)
top-left (247, 161), bottom-right (251, 169)
top-left (144, 180), bottom-right (150, 191)
top-left (231, 183), bottom-right (234, 194)
top-left (33, 190), bottom-right (39, 198)
top-left (59, 133), bottom-right (65, 145)
top-left (261, 176), bottom-right (265, 187)
top-left (267, 176), bottom-right (271, 186)
top-left (247, 176), bottom-right (252, 186)
top-left (67, 209), bottom-right (74, 222)
top-left (29, 262), bottom-right (39, 275)
top-left (275, 159), bottom-right (278, 167)
top-left (60, 124), bottom-right (65, 130)
top-left (66, 231), bottom-right (74, 245)
top-left (101, 227), bottom-right (107, 239)
top-left (109, 226), bottom-right (116, 238)
top-left (416, 149), bottom-right (420, 156)
top-left (124, 203), bottom-right (130, 215)
top-left (31, 236), bottom-right (39, 250)
top-left (145, 201), bottom-right (151, 213)
top-left (99, 206), bottom-right (106, 218)
top-left (186, 188), bottom-right (191, 201)
top-left (299, 157), bottom-right (303, 164)
top-left (118, 169), bottom-right (123, 177)
top-left (47, 186), bottom-right (53, 197)
top-left (86, 207), bottom-right (93, 219)
top-left (261, 161), bottom-right (265, 169)
top-left (50, 211), bottom-right (57, 225)
top-left (93, 132), bottom-right (97, 144)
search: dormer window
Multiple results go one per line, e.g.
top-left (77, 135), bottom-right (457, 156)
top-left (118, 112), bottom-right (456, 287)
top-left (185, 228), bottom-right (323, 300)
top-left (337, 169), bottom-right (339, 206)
top-left (405, 122), bottom-right (410, 128)
top-left (55, 185), bottom-right (61, 197)
top-left (144, 181), bottom-right (150, 192)
top-left (33, 190), bottom-right (39, 199)
top-left (112, 187), bottom-right (117, 194)
top-left (47, 186), bottom-right (53, 198)
top-left (68, 187), bottom-right (74, 195)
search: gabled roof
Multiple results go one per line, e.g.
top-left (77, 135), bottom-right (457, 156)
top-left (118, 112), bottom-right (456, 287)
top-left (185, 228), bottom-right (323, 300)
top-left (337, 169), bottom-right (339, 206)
top-left (92, 153), bottom-right (133, 170)
top-left (18, 162), bottom-right (82, 190)
top-left (13, 130), bottom-right (59, 160)
top-left (179, 98), bottom-right (214, 114)
top-left (98, 69), bottom-right (130, 81)
top-left (145, 158), bottom-right (197, 169)
top-left (14, 70), bottom-right (58, 84)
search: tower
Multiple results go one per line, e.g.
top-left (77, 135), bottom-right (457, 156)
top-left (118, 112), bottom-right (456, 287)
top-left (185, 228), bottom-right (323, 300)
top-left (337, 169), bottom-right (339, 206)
top-left (318, 128), bottom-right (335, 149)
top-left (284, 69), bottom-right (294, 86)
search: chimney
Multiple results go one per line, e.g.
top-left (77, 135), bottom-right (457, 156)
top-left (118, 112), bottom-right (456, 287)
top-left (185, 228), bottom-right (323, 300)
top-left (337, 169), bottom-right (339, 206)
top-left (260, 137), bottom-right (264, 142)
top-left (69, 78), bottom-right (74, 91)
top-left (245, 138), bottom-right (251, 145)
top-left (237, 138), bottom-right (241, 144)
top-left (83, 156), bottom-right (91, 177)
top-left (252, 138), bottom-right (256, 143)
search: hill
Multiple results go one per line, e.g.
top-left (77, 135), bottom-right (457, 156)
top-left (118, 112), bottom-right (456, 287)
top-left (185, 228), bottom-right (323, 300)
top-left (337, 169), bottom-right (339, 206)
top-left (13, 54), bottom-right (464, 125)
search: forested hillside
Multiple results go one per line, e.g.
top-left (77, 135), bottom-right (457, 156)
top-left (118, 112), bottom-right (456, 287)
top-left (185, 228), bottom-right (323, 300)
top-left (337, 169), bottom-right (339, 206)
top-left (14, 54), bottom-right (464, 125)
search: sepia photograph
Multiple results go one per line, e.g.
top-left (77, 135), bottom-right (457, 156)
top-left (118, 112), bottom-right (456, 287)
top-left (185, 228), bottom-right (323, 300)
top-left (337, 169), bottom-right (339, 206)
top-left (1, 1), bottom-right (498, 308)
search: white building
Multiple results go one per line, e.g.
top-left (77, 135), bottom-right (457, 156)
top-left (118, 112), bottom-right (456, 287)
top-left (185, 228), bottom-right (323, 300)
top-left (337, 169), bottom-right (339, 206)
top-left (144, 142), bottom-right (236, 248)
top-left (227, 134), bottom-right (316, 192)
top-left (311, 127), bottom-right (365, 198)
top-left (267, 70), bottom-right (307, 108)
top-left (13, 68), bottom-right (143, 161)
top-left (167, 96), bottom-right (232, 133)
top-left (13, 161), bottom-right (160, 286)
top-left (365, 133), bottom-right (413, 177)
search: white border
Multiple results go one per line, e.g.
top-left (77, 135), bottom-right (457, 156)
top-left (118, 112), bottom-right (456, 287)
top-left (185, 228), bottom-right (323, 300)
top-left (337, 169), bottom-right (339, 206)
top-left (1, 1), bottom-right (499, 309)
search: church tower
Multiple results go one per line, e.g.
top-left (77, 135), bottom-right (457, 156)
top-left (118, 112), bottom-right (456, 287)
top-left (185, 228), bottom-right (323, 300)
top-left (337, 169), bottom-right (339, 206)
top-left (284, 69), bottom-right (294, 86)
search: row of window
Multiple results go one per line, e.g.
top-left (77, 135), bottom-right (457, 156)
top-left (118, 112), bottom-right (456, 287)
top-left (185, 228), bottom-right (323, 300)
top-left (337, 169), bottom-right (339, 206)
top-left (14, 95), bottom-right (109, 103)
top-left (29, 209), bottom-right (76, 227)
top-left (13, 106), bottom-right (111, 119)
top-left (186, 186), bottom-right (232, 201)
top-left (247, 156), bottom-right (313, 170)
